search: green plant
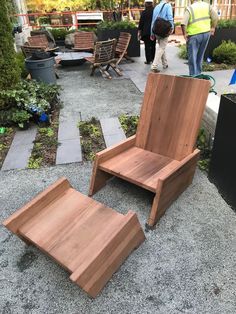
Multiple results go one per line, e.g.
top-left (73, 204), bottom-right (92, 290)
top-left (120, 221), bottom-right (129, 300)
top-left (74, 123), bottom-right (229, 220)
top-left (11, 110), bottom-right (31, 128)
top-left (174, 22), bottom-right (181, 26)
top-left (49, 28), bottom-right (70, 40)
top-left (28, 156), bottom-right (43, 169)
top-left (15, 52), bottom-right (29, 79)
top-left (97, 20), bottom-right (136, 30)
top-left (0, 0), bottom-right (21, 101)
top-left (196, 128), bottom-right (212, 172)
top-left (119, 114), bottom-right (139, 137)
top-left (178, 44), bottom-right (188, 60)
top-left (39, 127), bottom-right (54, 137)
top-left (213, 40), bottom-right (236, 65)
top-left (217, 19), bottom-right (236, 29)
top-left (38, 16), bottom-right (50, 25)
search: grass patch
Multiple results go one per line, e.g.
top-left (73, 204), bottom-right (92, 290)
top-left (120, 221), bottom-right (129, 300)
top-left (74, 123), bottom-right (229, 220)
top-left (78, 117), bottom-right (105, 161)
top-left (28, 109), bottom-right (60, 169)
top-left (0, 127), bottom-right (15, 168)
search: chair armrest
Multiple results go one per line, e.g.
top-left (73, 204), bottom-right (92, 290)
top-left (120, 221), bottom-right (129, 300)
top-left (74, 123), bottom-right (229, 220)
top-left (96, 135), bottom-right (136, 164)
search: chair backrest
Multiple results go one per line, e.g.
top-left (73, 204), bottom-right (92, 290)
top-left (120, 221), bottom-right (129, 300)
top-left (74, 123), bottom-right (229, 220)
top-left (135, 73), bottom-right (210, 161)
top-left (74, 31), bottom-right (94, 50)
top-left (28, 35), bottom-right (48, 49)
top-left (94, 39), bottom-right (116, 64)
top-left (116, 32), bottom-right (131, 54)
top-left (21, 45), bottom-right (45, 58)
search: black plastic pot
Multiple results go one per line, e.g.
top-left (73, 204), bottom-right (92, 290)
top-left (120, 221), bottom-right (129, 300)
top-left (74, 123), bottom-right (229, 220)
top-left (97, 28), bottom-right (140, 57)
top-left (209, 94), bottom-right (236, 211)
top-left (204, 27), bottom-right (236, 60)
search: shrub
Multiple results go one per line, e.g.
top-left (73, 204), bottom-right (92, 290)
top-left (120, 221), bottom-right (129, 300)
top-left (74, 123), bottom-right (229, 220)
top-left (213, 40), bottom-right (236, 65)
top-left (0, 0), bottom-right (21, 96)
top-left (178, 44), bottom-right (188, 60)
top-left (97, 20), bottom-right (136, 30)
top-left (15, 52), bottom-right (29, 79)
top-left (217, 19), bottom-right (236, 29)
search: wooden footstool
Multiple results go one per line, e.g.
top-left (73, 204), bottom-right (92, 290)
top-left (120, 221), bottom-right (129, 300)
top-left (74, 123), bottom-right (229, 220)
top-left (3, 177), bottom-right (145, 297)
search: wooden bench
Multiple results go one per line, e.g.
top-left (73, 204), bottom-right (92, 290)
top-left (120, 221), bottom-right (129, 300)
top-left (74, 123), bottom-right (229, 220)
top-left (89, 73), bottom-right (210, 227)
top-left (3, 177), bottom-right (145, 297)
top-left (21, 45), bottom-right (45, 58)
top-left (73, 31), bottom-right (95, 52)
top-left (85, 39), bottom-right (120, 79)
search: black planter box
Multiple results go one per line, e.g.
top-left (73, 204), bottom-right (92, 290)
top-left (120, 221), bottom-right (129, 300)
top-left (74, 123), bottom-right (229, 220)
top-left (204, 28), bottom-right (236, 60)
top-left (209, 94), bottom-right (236, 210)
top-left (97, 28), bottom-right (140, 57)
top-left (55, 39), bottom-right (65, 47)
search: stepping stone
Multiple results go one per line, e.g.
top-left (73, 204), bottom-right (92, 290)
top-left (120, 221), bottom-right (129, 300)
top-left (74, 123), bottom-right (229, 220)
top-left (56, 118), bottom-right (82, 164)
top-left (100, 118), bottom-right (126, 147)
top-left (1, 126), bottom-right (37, 171)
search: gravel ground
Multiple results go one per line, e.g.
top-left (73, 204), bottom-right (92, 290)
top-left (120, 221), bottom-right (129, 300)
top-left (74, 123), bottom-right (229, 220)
top-left (0, 164), bottom-right (236, 314)
top-left (57, 64), bottom-right (142, 122)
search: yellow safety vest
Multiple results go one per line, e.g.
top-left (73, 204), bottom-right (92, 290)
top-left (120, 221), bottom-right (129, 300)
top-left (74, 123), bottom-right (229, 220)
top-left (187, 1), bottom-right (211, 36)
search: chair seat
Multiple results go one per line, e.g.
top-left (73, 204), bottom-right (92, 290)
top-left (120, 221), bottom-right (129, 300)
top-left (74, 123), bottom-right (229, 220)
top-left (85, 56), bottom-right (94, 63)
top-left (99, 146), bottom-right (177, 192)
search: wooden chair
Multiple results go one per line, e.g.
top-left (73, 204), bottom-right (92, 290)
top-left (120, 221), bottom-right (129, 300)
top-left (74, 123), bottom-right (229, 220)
top-left (28, 34), bottom-right (58, 52)
top-left (21, 45), bottom-right (45, 58)
top-left (85, 39), bottom-right (119, 79)
top-left (73, 31), bottom-right (95, 52)
top-left (115, 32), bottom-right (132, 67)
top-left (3, 178), bottom-right (145, 297)
top-left (89, 73), bottom-right (211, 227)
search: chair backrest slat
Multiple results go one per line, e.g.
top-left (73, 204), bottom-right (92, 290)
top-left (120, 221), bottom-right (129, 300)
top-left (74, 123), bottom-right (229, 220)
top-left (74, 31), bottom-right (94, 50)
top-left (28, 35), bottom-right (48, 49)
top-left (116, 32), bottom-right (131, 53)
top-left (21, 45), bottom-right (45, 58)
top-left (135, 73), bottom-right (210, 160)
top-left (94, 39), bottom-right (116, 63)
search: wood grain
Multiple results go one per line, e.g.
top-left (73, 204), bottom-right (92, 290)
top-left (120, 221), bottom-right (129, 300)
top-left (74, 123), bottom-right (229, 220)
top-left (89, 73), bottom-right (210, 226)
top-left (3, 179), bottom-right (145, 298)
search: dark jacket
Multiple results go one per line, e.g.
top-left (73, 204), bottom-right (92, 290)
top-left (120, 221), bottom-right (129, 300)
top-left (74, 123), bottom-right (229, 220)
top-left (138, 7), bottom-right (154, 38)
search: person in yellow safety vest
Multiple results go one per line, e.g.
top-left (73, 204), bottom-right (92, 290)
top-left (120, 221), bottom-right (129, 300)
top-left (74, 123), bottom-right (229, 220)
top-left (181, 0), bottom-right (218, 76)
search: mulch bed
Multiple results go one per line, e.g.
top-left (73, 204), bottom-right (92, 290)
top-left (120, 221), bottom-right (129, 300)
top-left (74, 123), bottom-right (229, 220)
top-left (28, 109), bottom-right (60, 169)
top-left (0, 128), bottom-right (16, 169)
top-left (78, 117), bottom-right (105, 161)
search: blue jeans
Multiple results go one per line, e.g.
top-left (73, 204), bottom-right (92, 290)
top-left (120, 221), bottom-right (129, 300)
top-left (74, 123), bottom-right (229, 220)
top-left (187, 32), bottom-right (210, 76)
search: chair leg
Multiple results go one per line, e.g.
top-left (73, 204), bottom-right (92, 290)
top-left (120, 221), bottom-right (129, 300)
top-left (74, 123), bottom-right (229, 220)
top-left (147, 153), bottom-right (199, 227)
top-left (90, 66), bottom-right (96, 76)
top-left (110, 63), bottom-right (123, 76)
top-left (89, 158), bottom-right (112, 196)
top-left (99, 66), bottom-right (112, 79)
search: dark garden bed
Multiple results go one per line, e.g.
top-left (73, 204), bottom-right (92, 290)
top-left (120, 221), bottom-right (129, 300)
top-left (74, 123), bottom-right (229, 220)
top-left (78, 117), bottom-right (105, 161)
top-left (28, 109), bottom-right (60, 169)
top-left (0, 127), bottom-right (15, 168)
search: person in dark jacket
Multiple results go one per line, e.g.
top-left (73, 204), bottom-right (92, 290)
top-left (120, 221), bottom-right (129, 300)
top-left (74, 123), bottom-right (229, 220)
top-left (138, 0), bottom-right (156, 64)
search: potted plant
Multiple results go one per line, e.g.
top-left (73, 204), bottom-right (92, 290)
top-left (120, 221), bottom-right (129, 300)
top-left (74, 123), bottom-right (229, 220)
top-left (97, 20), bottom-right (140, 57)
top-left (204, 19), bottom-right (236, 60)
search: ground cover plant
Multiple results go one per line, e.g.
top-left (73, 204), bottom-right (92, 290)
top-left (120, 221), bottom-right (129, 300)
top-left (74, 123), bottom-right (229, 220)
top-left (119, 114), bottom-right (212, 172)
top-left (78, 117), bottom-right (105, 161)
top-left (28, 109), bottom-right (60, 169)
top-left (0, 127), bottom-right (15, 168)
top-left (0, 80), bottom-right (60, 129)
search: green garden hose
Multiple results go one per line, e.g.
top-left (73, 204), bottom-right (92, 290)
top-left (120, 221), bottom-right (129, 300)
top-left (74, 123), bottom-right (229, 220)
top-left (179, 74), bottom-right (217, 94)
